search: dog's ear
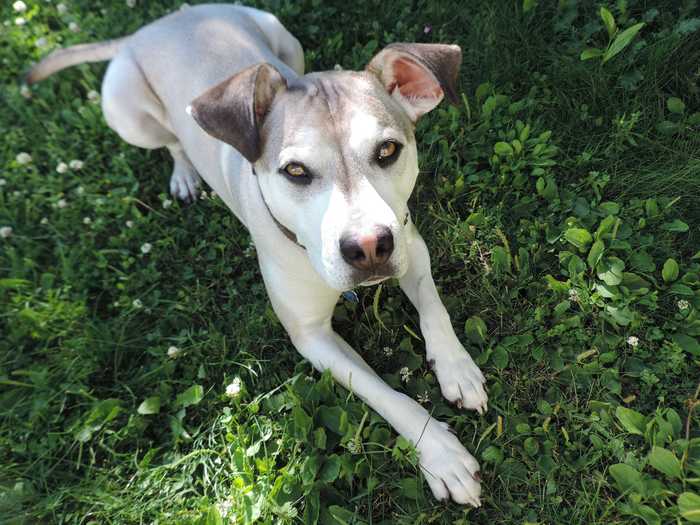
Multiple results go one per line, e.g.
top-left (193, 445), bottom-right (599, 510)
top-left (188, 63), bottom-right (286, 163)
top-left (366, 43), bottom-right (461, 121)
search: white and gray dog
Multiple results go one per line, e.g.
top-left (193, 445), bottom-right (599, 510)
top-left (28, 4), bottom-right (488, 505)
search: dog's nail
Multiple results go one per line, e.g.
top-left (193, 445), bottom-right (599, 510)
top-left (427, 358), bottom-right (435, 369)
top-left (472, 470), bottom-right (481, 482)
top-left (455, 398), bottom-right (463, 409)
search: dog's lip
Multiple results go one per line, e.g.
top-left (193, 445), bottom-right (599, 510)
top-left (359, 274), bottom-right (391, 286)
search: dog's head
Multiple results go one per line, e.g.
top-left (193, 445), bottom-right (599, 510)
top-left (189, 43), bottom-right (461, 291)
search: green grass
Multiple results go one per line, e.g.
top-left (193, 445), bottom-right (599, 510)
top-left (1, 0), bottom-right (700, 523)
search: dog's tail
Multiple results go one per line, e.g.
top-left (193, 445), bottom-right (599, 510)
top-left (25, 37), bottom-right (126, 85)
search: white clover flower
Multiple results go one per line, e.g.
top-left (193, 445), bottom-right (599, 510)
top-left (57, 3), bottom-right (67, 14)
top-left (383, 346), bottom-right (393, 357)
top-left (95, 197), bottom-right (104, 205)
top-left (179, 3), bottom-right (190, 10)
top-left (56, 162), bottom-right (68, 174)
top-left (68, 21), bottom-right (79, 33)
top-left (40, 217), bottom-right (49, 225)
top-left (400, 366), bottom-right (412, 383)
top-left (200, 190), bottom-right (209, 200)
top-left (568, 288), bottom-right (580, 302)
top-left (417, 390), bottom-right (430, 405)
top-left (57, 198), bottom-right (67, 208)
top-left (76, 186), bottom-right (85, 195)
top-left (83, 217), bottom-right (91, 225)
top-left (140, 242), bottom-right (152, 254)
top-left (627, 336), bottom-right (639, 348)
top-left (87, 90), bottom-right (100, 102)
top-left (0, 226), bottom-right (13, 239)
top-left (346, 438), bottom-right (362, 454)
top-left (0, 179), bottom-right (6, 186)
top-left (13, 191), bottom-right (21, 198)
top-left (132, 298), bottom-right (143, 308)
top-left (333, 64), bottom-right (343, 71)
top-left (16, 152), bottom-right (32, 165)
top-left (167, 346), bottom-right (181, 358)
top-left (20, 85), bottom-right (31, 99)
top-left (423, 25), bottom-right (432, 34)
top-left (162, 199), bottom-right (172, 209)
top-left (225, 377), bottom-right (242, 397)
top-left (15, 17), bottom-right (26, 26)
top-left (125, 220), bottom-right (134, 228)
top-left (216, 499), bottom-right (233, 518)
top-left (69, 159), bottom-right (83, 170)
top-left (13, 1), bottom-right (27, 12)
top-left (678, 300), bottom-right (690, 311)
top-left (35, 37), bottom-right (47, 48)
top-left (210, 190), bottom-right (217, 199)
top-left (126, 0), bottom-right (136, 7)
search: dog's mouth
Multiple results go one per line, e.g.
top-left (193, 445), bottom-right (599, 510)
top-left (358, 274), bottom-right (392, 287)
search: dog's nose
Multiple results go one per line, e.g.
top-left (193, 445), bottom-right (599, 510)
top-left (339, 226), bottom-right (394, 271)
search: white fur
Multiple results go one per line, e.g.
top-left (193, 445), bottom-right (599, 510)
top-left (348, 111), bottom-right (379, 149)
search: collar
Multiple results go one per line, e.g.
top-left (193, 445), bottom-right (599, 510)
top-left (252, 166), bottom-right (306, 249)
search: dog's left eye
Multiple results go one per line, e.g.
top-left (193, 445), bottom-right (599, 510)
top-left (377, 141), bottom-right (401, 167)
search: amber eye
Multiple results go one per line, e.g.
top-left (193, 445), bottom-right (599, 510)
top-left (285, 163), bottom-right (306, 177)
top-left (377, 141), bottom-right (402, 167)
top-left (378, 141), bottom-right (397, 160)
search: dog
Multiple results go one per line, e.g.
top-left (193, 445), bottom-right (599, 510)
top-left (27, 4), bottom-right (488, 506)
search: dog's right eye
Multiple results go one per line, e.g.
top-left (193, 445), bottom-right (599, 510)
top-left (279, 163), bottom-right (312, 184)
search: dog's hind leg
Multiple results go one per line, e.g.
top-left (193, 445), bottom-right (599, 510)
top-left (101, 52), bottom-right (200, 202)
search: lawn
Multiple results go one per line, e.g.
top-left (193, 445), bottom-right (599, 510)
top-left (1, 0), bottom-right (699, 523)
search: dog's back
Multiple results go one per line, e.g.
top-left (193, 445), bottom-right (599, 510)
top-left (122, 5), bottom-right (301, 124)
top-left (27, 4), bottom-right (304, 210)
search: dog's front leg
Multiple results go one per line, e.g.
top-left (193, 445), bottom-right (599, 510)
top-left (399, 222), bottom-right (488, 413)
top-left (259, 257), bottom-right (481, 505)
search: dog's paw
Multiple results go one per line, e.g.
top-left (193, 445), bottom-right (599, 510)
top-left (169, 164), bottom-right (200, 203)
top-left (429, 341), bottom-right (487, 414)
top-left (418, 419), bottom-right (482, 506)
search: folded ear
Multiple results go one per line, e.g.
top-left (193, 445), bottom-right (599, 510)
top-left (366, 43), bottom-right (462, 121)
top-left (187, 63), bottom-right (286, 163)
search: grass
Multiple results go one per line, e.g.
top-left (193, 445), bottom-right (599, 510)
top-left (1, 0), bottom-right (699, 523)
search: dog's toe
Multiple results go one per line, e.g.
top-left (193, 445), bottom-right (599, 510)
top-left (432, 347), bottom-right (488, 413)
top-left (169, 165), bottom-right (200, 203)
top-left (418, 419), bottom-right (482, 506)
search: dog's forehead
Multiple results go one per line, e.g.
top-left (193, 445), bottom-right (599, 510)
top-left (277, 71), bottom-right (412, 145)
